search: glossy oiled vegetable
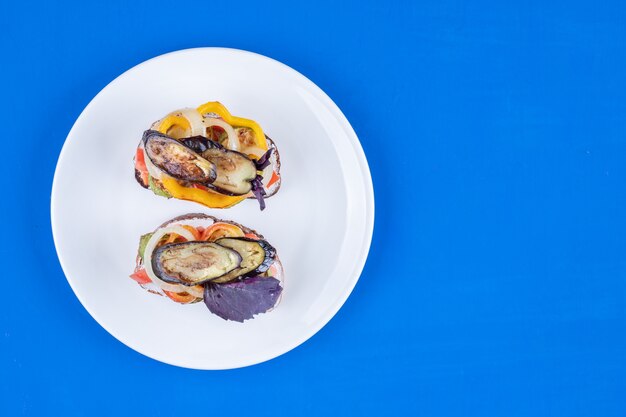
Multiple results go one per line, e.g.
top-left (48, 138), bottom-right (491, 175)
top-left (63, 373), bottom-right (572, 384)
top-left (202, 148), bottom-right (257, 195)
top-left (203, 277), bottom-right (283, 322)
top-left (182, 136), bottom-right (257, 195)
top-left (131, 213), bottom-right (284, 319)
top-left (135, 102), bottom-right (282, 210)
top-left (211, 237), bottom-right (276, 283)
top-left (143, 130), bottom-right (216, 184)
top-left (152, 241), bottom-right (242, 286)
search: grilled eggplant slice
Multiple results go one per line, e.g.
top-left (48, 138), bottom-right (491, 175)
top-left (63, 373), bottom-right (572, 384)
top-left (152, 241), bottom-right (242, 286)
top-left (143, 130), bottom-right (217, 184)
top-left (181, 136), bottom-right (257, 196)
top-left (181, 135), bottom-right (212, 154)
top-left (211, 237), bottom-right (276, 283)
top-left (203, 148), bottom-right (257, 195)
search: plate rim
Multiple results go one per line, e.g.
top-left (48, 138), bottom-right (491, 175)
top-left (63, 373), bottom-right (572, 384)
top-left (51, 47), bottom-right (375, 369)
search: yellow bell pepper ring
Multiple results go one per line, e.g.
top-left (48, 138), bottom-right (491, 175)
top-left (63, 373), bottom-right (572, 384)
top-left (148, 102), bottom-right (272, 209)
top-left (161, 177), bottom-right (246, 209)
top-left (155, 114), bottom-right (191, 138)
top-left (196, 101), bottom-right (268, 151)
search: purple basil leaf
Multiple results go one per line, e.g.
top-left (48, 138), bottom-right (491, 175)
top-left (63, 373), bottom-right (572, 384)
top-left (203, 277), bottom-right (282, 322)
top-left (251, 175), bottom-right (267, 211)
top-left (254, 148), bottom-right (273, 170)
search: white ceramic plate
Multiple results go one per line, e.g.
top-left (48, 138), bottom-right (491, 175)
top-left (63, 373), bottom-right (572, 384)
top-left (51, 48), bottom-right (374, 370)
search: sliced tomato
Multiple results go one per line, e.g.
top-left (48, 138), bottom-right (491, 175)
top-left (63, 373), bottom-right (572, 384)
top-left (182, 225), bottom-right (202, 241)
top-left (267, 171), bottom-right (280, 188)
top-left (192, 183), bottom-right (209, 191)
top-left (164, 290), bottom-right (197, 304)
top-left (201, 222), bottom-right (245, 241)
top-left (135, 148), bottom-right (149, 185)
top-left (244, 233), bottom-right (259, 240)
top-left (135, 148), bottom-right (147, 171)
top-left (129, 268), bottom-right (151, 284)
top-left (207, 125), bottom-right (225, 141)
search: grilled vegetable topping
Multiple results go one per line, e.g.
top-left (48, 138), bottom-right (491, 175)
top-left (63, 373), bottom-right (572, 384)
top-left (211, 237), bottom-right (276, 283)
top-left (181, 136), bottom-right (257, 195)
top-left (152, 241), bottom-right (242, 286)
top-left (143, 130), bottom-right (217, 184)
top-left (202, 148), bottom-right (257, 195)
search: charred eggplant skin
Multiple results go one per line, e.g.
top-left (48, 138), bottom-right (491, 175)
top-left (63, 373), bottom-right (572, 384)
top-left (248, 238), bottom-right (276, 275)
top-left (143, 130), bottom-right (217, 184)
top-left (181, 135), bottom-right (215, 153)
top-left (152, 241), bottom-right (242, 286)
top-left (211, 237), bottom-right (276, 283)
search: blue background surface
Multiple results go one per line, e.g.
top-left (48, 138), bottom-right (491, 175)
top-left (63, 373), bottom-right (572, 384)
top-left (2, 0), bottom-right (626, 415)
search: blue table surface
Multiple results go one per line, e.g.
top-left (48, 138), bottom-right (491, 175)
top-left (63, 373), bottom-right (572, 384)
top-left (2, 0), bottom-right (626, 415)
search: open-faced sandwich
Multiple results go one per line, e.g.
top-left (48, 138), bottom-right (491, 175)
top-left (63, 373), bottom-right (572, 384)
top-left (134, 102), bottom-right (281, 210)
top-left (129, 213), bottom-right (284, 322)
